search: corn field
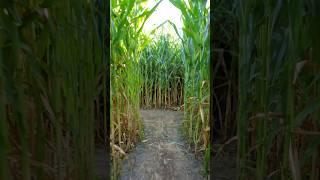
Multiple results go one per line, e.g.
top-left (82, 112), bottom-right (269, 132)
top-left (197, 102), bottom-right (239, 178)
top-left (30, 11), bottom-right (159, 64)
top-left (0, 0), bottom-right (107, 179)
top-left (1, 0), bottom-right (320, 179)
top-left (169, 0), bottom-right (210, 151)
top-left (139, 34), bottom-right (184, 109)
top-left (111, 0), bottom-right (210, 179)
top-left (213, 0), bottom-right (320, 179)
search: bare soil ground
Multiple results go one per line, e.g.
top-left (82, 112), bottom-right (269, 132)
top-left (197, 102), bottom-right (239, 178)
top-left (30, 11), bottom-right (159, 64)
top-left (212, 141), bottom-right (237, 180)
top-left (119, 109), bottom-right (205, 180)
top-left (94, 147), bottom-right (109, 179)
top-left (93, 109), bottom-right (237, 180)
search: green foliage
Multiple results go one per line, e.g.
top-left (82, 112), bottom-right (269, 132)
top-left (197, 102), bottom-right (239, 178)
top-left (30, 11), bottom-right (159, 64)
top-left (170, 0), bottom-right (210, 153)
top-left (110, 0), bottom-right (163, 178)
top-left (139, 34), bottom-right (184, 108)
top-left (0, 0), bottom-right (106, 179)
top-left (234, 0), bottom-right (320, 179)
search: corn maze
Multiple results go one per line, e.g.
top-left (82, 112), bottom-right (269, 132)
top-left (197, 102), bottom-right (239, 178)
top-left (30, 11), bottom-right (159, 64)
top-left (0, 0), bottom-right (319, 180)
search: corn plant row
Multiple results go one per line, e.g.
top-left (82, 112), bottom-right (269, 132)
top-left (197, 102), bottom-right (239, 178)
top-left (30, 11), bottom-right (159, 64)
top-left (236, 0), bottom-right (320, 179)
top-left (0, 1), bottom-right (106, 179)
top-left (110, 0), bottom-right (161, 178)
top-left (170, 0), bottom-right (210, 152)
top-left (139, 34), bottom-right (184, 109)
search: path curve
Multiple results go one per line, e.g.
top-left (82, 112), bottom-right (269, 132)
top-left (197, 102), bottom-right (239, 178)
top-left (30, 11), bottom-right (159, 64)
top-left (119, 110), bottom-right (205, 180)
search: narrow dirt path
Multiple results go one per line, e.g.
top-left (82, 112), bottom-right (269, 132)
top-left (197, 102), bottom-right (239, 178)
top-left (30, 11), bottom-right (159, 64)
top-left (119, 110), bottom-right (205, 180)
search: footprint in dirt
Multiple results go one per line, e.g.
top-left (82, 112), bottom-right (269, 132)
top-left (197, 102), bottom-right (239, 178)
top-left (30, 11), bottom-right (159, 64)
top-left (119, 110), bottom-right (206, 180)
